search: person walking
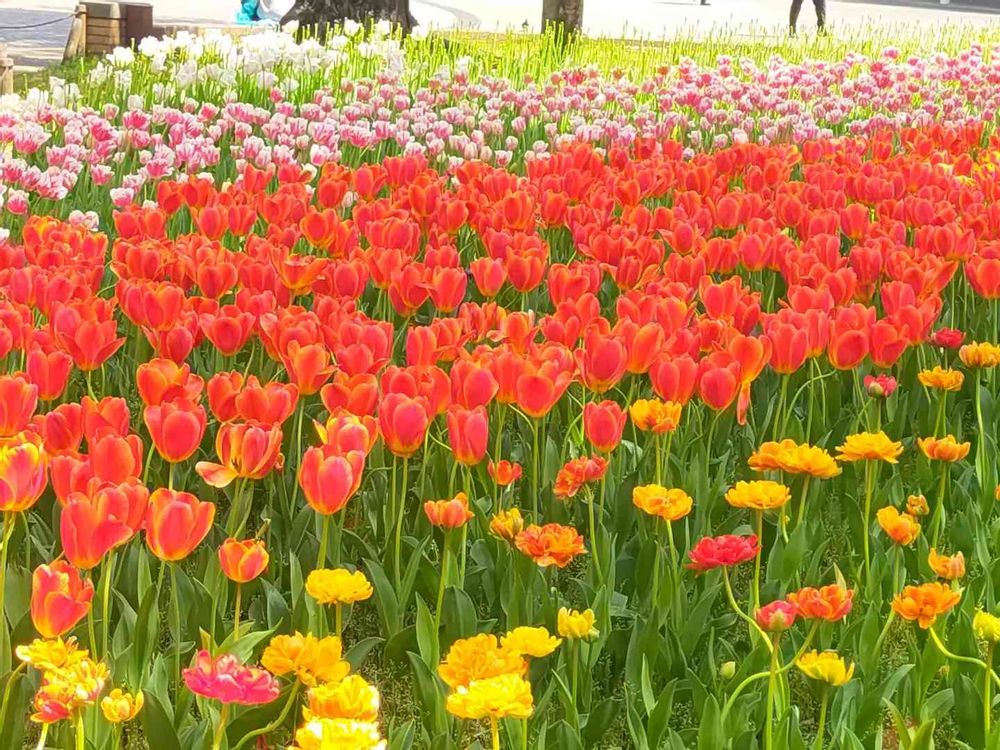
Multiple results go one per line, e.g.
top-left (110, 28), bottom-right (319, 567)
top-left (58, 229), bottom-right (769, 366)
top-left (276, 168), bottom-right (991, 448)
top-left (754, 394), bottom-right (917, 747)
top-left (789, 0), bottom-right (826, 34)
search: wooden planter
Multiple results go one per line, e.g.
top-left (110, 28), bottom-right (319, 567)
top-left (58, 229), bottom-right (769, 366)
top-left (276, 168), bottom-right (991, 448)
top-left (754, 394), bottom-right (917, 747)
top-left (83, 1), bottom-right (153, 56)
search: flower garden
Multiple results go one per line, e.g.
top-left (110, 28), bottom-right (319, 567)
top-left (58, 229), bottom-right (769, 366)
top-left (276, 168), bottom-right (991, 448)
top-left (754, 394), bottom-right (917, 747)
top-left (4, 18), bottom-right (1000, 750)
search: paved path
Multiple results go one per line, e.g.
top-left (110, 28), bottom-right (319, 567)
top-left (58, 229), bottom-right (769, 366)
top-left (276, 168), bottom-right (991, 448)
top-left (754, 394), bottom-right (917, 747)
top-left (1, 0), bottom-right (999, 71)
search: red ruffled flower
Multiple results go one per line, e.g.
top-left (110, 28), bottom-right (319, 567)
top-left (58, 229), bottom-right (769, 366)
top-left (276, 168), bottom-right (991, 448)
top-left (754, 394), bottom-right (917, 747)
top-left (687, 534), bottom-right (759, 572)
top-left (182, 650), bottom-right (280, 705)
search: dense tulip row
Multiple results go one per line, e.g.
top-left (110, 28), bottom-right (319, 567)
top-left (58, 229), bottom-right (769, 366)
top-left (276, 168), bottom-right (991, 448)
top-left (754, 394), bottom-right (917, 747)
top-left (9, 31), bottom-right (1000, 219)
top-left (4, 25), bottom-right (1000, 750)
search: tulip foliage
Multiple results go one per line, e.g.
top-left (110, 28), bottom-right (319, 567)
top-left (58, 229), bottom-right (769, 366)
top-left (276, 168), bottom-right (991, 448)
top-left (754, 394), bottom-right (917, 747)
top-left (6, 31), bottom-right (1000, 750)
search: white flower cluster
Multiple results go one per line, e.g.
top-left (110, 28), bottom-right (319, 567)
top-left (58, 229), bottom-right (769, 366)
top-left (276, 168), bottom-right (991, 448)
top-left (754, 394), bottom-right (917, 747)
top-left (85, 25), bottom-right (406, 102)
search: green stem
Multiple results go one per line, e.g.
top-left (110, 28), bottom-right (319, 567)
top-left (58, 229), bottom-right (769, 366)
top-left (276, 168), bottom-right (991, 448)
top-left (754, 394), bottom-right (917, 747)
top-left (873, 611), bottom-right (896, 661)
top-left (0, 511), bottom-right (14, 658)
top-left (170, 564), bottom-right (181, 692)
top-left (588, 490), bottom-right (603, 586)
top-left (570, 639), bottom-right (579, 708)
top-left (795, 476), bottom-right (811, 529)
top-left (394, 458), bottom-right (409, 593)
top-left (931, 463), bottom-right (948, 550)
top-left (531, 419), bottom-right (540, 520)
top-left (335, 604), bottom-right (343, 638)
top-left (435, 532), bottom-right (450, 631)
top-left (752, 510), bottom-right (763, 612)
top-left (316, 513), bottom-right (331, 569)
top-left (211, 703), bottom-right (230, 750)
top-left (233, 583), bottom-right (242, 642)
top-left (765, 634), bottom-right (779, 750)
top-left (75, 713), bottom-right (85, 750)
top-left (101, 551), bottom-right (116, 660)
top-left (813, 686), bottom-right (829, 750)
top-left (0, 663), bottom-right (25, 729)
top-left (987, 642), bottom-right (995, 742)
top-left (862, 461), bottom-right (874, 589)
top-left (929, 627), bottom-right (1000, 687)
top-left (722, 567), bottom-right (773, 653)
top-left (491, 716), bottom-right (500, 750)
top-left (34, 723), bottom-right (48, 750)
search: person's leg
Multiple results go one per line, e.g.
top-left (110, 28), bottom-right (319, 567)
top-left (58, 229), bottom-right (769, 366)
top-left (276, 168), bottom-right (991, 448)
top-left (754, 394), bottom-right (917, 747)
top-left (814, 0), bottom-right (827, 32)
top-left (789, 0), bottom-right (804, 33)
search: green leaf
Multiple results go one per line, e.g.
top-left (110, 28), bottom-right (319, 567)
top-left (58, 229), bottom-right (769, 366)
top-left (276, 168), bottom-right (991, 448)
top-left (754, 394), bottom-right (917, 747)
top-left (415, 594), bottom-right (439, 667)
top-left (365, 558), bottom-right (400, 636)
top-left (140, 690), bottom-right (183, 750)
top-left (387, 719), bottom-right (416, 750)
top-left (442, 586), bottom-right (477, 642)
top-left (344, 637), bottom-right (383, 671)
top-left (696, 695), bottom-right (724, 750)
top-left (582, 698), bottom-right (619, 748)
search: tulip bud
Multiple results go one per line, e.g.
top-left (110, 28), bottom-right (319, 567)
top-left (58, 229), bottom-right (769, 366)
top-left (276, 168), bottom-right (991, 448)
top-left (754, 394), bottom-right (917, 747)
top-left (719, 661), bottom-right (736, 679)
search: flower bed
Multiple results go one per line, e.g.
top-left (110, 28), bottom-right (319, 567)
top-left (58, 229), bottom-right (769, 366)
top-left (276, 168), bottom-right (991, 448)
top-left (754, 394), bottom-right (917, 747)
top-left (2, 23), bottom-right (1000, 750)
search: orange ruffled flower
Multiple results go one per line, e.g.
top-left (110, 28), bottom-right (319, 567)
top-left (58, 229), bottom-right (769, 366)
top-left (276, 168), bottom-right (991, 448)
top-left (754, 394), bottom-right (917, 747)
top-left (632, 485), bottom-right (693, 522)
top-left (553, 456), bottom-right (607, 499)
top-left (787, 585), bottom-right (854, 622)
top-left (917, 435), bottom-right (970, 463)
top-left (747, 439), bottom-right (841, 479)
top-left (489, 508), bottom-right (524, 543)
top-left (438, 633), bottom-right (526, 689)
top-left (892, 582), bottom-right (961, 628)
top-left (906, 494), bottom-right (929, 516)
top-left (725, 480), bottom-right (790, 511)
top-left (928, 549), bottom-right (966, 580)
top-left (514, 523), bottom-right (586, 568)
top-left (917, 367), bottom-right (964, 392)
top-left (835, 431), bottom-right (903, 463)
top-left (876, 506), bottom-right (921, 546)
top-left (959, 341), bottom-right (1000, 368)
top-left (424, 492), bottom-right (474, 529)
top-left (628, 399), bottom-right (683, 434)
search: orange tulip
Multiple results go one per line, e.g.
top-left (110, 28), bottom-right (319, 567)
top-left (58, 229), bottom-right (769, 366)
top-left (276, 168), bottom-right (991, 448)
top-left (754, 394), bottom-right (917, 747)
top-left (136, 358), bottom-right (205, 407)
top-left (628, 399), bottom-right (682, 434)
top-left (424, 492), bottom-right (475, 529)
top-left (218, 538), bottom-right (269, 583)
top-left (488, 460), bottom-right (523, 486)
top-left (143, 399), bottom-right (207, 464)
top-left (195, 422), bottom-right (284, 488)
top-left (515, 523), bottom-right (586, 568)
top-left (928, 549), bottom-right (966, 580)
top-left (144, 489), bottom-right (216, 562)
top-left (0, 374), bottom-right (38, 437)
top-left (0, 436), bottom-right (48, 513)
top-left (891, 582), bottom-right (961, 628)
top-left (583, 401), bottom-right (627, 453)
top-left (298, 446), bottom-right (366, 515)
top-left (787, 585), bottom-right (854, 622)
top-left (378, 393), bottom-right (430, 459)
top-left (60, 493), bottom-right (135, 570)
top-left (876, 506), bottom-right (921, 546)
top-left (917, 435), bottom-right (971, 463)
top-left (446, 406), bottom-right (488, 466)
top-left (30, 560), bottom-right (94, 639)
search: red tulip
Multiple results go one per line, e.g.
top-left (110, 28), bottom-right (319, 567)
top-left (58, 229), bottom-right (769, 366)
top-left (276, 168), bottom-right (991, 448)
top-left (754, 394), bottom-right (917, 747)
top-left (195, 422), bottom-right (284, 488)
top-left (218, 538), bottom-right (269, 583)
top-left (144, 489), bottom-right (216, 562)
top-left (60, 492), bottom-right (135, 570)
top-left (320, 371), bottom-right (378, 417)
top-left (143, 399), bottom-right (207, 464)
top-left (30, 560), bottom-right (94, 638)
top-left (575, 329), bottom-right (628, 394)
top-left (26, 347), bottom-right (73, 402)
top-left (378, 393), bottom-right (430, 459)
top-left (137, 358), bottom-right (205, 407)
top-left (424, 492), bottom-right (474, 528)
top-left (488, 460), bottom-right (523, 486)
top-left (446, 406), bottom-right (488, 466)
top-left (583, 400), bottom-right (627, 453)
top-left (688, 534), bottom-right (760, 573)
top-left (298, 445), bottom-right (366, 515)
top-left (0, 374), bottom-right (38, 437)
